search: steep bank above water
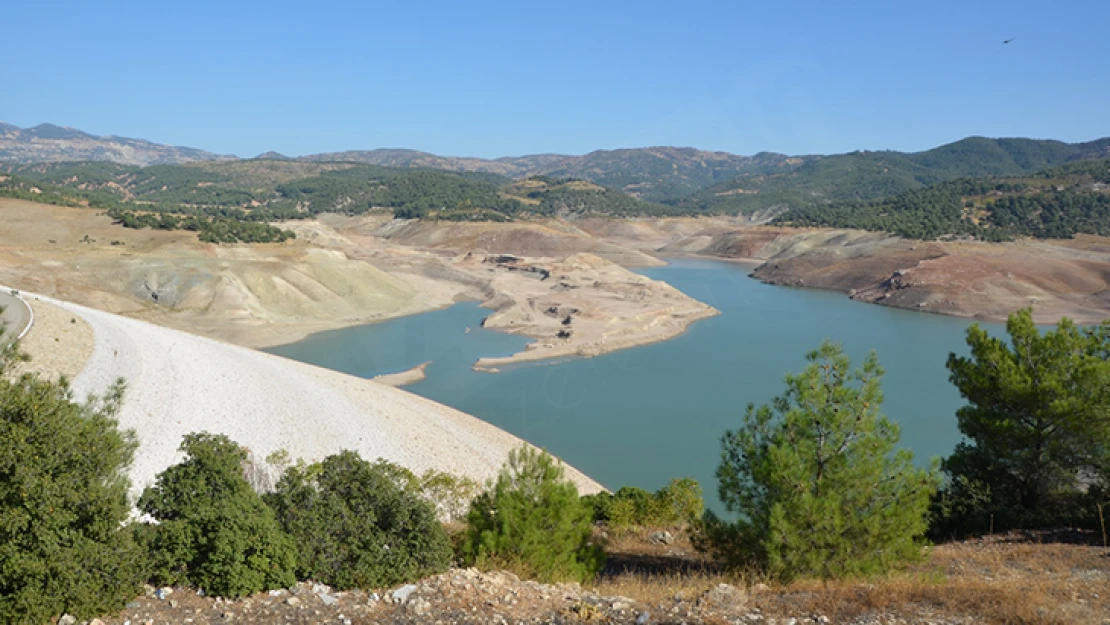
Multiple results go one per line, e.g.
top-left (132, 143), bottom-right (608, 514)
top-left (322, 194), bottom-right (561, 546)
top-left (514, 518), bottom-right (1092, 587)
top-left (577, 218), bottom-right (1110, 325)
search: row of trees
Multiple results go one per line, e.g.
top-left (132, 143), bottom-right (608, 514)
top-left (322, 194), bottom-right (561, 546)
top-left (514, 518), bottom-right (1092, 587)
top-left (106, 209), bottom-right (297, 244)
top-left (2, 306), bottom-right (1109, 622)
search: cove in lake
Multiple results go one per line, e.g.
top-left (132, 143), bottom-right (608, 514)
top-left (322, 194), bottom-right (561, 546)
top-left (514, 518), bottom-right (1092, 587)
top-left (266, 258), bottom-right (991, 510)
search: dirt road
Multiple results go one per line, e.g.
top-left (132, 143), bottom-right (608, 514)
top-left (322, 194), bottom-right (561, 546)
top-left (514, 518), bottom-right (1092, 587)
top-left (0, 289), bottom-right (32, 343)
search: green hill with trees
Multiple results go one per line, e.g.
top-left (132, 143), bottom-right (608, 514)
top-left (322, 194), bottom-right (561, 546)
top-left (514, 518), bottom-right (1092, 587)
top-left (775, 159), bottom-right (1110, 240)
top-left (3, 135), bottom-right (1110, 243)
top-left (677, 137), bottom-right (1110, 215)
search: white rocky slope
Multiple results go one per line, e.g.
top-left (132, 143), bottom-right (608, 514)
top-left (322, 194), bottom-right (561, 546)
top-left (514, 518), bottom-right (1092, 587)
top-left (28, 293), bottom-right (604, 497)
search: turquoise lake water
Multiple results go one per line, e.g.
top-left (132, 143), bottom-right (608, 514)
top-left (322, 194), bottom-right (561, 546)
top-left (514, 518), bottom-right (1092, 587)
top-left (266, 258), bottom-right (990, 509)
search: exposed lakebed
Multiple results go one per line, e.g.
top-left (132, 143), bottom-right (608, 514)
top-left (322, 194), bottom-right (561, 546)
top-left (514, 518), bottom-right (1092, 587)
top-left (267, 258), bottom-right (989, 509)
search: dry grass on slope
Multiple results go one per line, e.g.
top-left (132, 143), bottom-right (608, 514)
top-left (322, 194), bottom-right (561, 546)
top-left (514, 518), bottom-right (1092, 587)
top-left (593, 528), bottom-right (1110, 624)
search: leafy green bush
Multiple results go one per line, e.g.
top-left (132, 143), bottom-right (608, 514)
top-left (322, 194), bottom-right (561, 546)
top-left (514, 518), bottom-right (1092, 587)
top-left (137, 433), bottom-right (296, 598)
top-left (0, 374), bottom-right (143, 624)
top-left (266, 451), bottom-right (453, 590)
top-left (702, 342), bottom-right (939, 581)
top-left (463, 446), bottom-right (604, 583)
top-left (656, 478), bottom-right (705, 524)
top-left (582, 478), bottom-right (704, 531)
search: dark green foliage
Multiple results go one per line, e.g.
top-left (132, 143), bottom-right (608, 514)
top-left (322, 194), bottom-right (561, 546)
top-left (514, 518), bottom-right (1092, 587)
top-left (703, 342), bottom-right (939, 581)
top-left (936, 309), bottom-right (1110, 535)
top-left (137, 433), bottom-right (296, 598)
top-left (583, 478), bottom-right (704, 530)
top-left (537, 147), bottom-right (800, 203)
top-left (265, 451), bottom-right (452, 590)
top-left (778, 160), bottom-right (1110, 240)
top-left (463, 446), bottom-right (604, 583)
top-left (106, 209), bottom-right (296, 244)
top-left (0, 369), bottom-right (142, 624)
top-left (685, 136), bottom-right (1108, 215)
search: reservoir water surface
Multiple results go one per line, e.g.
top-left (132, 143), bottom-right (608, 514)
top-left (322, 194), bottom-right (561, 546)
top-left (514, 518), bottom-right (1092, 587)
top-left (267, 258), bottom-right (988, 509)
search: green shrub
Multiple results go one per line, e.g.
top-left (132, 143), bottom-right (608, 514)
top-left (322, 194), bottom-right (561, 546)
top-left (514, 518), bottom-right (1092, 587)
top-left (0, 375), bottom-right (143, 624)
top-left (582, 478), bottom-right (704, 531)
top-left (266, 451), bottom-right (453, 590)
top-left (418, 469), bottom-right (481, 522)
top-left (137, 433), bottom-right (296, 598)
top-left (464, 446), bottom-right (604, 583)
top-left (655, 478), bottom-right (705, 525)
top-left (704, 341), bottom-right (939, 581)
top-left (606, 497), bottom-right (639, 531)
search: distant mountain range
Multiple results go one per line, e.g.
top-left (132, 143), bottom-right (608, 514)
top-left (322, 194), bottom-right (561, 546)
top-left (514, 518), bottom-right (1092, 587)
top-left (0, 123), bottom-right (232, 166)
top-left (2, 121), bottom-right (1108, 208)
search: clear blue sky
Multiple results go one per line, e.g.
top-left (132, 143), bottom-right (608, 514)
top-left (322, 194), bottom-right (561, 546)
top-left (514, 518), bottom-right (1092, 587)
top-left (3, 0), bottom-right (1107, 158)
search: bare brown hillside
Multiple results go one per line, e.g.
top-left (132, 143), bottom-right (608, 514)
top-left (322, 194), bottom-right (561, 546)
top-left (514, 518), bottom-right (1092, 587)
top-left (577, 218), bottom-right (1110, 325)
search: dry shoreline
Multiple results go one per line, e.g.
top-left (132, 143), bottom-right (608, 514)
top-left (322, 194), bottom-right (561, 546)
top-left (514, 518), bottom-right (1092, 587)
top-left (19, 289), bottom-right (606, 497)
top-left (372, 361), bottom-right (431, 387)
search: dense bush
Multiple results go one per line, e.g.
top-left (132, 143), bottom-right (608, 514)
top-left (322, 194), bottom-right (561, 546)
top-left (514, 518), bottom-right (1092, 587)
top-left (701, 342), bottom-right (939, 581)
top-left (137, 433), bottom-right (297, 598)
top-left (266, 451), bottom-right (453, 590)
top-left (0, 368), bottom-right (143, 624)
top-left (583, 478), bottom-right (704, 531)
top-left (463, 446), bottom-right (604, 583)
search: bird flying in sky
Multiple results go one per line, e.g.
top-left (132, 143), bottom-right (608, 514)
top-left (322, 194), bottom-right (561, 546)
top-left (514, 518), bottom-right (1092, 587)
top-left (1003, 38), bottom-right (1015, 44)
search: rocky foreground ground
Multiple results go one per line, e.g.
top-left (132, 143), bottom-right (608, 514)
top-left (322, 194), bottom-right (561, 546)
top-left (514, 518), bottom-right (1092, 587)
top-left (72, 530), bottom-right (1109, 625)
top-left (66, 569), bottom-right (887, 625)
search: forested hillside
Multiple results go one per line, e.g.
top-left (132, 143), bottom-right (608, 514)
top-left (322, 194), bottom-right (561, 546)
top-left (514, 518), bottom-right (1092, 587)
top-left (0, 159), bottom-right (675, 240)
top-left (776, 159), bottom-right (1110, 240)
top-left (5, 129), bottom-right (1110, 244)
top-left (678, 136), bottom-right (1110, 214)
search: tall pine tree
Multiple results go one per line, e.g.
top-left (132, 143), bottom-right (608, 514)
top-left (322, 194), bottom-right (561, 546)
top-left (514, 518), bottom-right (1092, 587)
top-left (708, 341), bottom-right (939, 580)
top-left (941, 309), bottom-right (1110, 530)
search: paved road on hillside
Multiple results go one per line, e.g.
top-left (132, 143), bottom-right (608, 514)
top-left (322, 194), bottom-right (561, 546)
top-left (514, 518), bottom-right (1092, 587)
top-left (0, 291), bottom-right (32, 343)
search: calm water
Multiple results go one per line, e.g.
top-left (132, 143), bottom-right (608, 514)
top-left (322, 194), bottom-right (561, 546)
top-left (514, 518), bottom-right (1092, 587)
top-left (266, 259), bottom-right (989, 509)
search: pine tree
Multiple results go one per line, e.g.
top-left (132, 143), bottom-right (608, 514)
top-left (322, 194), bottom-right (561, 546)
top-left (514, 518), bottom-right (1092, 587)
top-left (463, 445), bottom-right (604, 583)
top-left (707, 341), bottom-right (939, 580)
top-left (941, 309), bottom-right (1110, 530)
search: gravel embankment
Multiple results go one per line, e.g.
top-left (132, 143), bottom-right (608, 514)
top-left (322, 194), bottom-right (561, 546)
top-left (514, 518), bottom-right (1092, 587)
top-left (28, 293), bottom-right (604, 498)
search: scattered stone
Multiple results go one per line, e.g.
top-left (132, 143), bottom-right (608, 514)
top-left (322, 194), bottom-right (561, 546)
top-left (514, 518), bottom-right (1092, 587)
top-left (318, 592), bottom-right (338, 606)
top-left (649, 530), bottom-right (675, 545)
top-left (58, 615), bottom-right (76, 625)
top-left (699, 583), bottom-right (748, 610)
top-left (285, 596), bottom-right (301, 607)
top-left (390, 583), bottom-right (418, 603)
top-left (636, 611), bottom-right (651, 624)
top-left (154, 586), bottom-right (173, 600)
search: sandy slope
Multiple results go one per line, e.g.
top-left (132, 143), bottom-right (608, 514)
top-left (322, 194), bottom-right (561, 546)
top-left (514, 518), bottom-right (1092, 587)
top-left (25, 292), bottom-right (604, 498)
